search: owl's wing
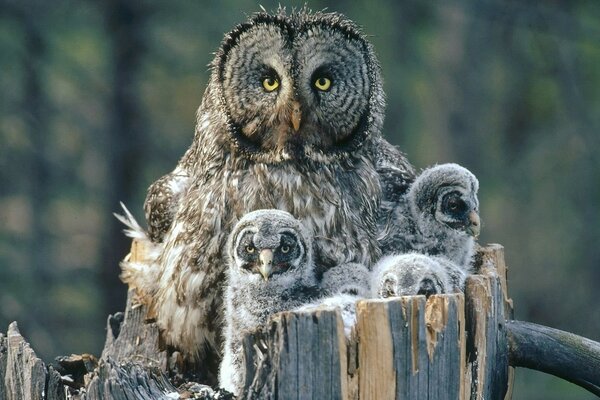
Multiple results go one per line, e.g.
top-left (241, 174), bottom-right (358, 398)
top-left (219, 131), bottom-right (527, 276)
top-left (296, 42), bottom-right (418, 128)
top-left (374, 137), bottom-right (416, 203)
top-left (143, 168), bottom-right (190, 243)
top-left (374, 138), bottom-right (419, 255)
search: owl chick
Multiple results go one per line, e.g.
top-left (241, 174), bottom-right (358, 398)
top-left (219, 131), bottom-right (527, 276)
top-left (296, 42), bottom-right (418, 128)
top-left (379, 163), bottom-right (480, 268)
top-left (371, 253), bottom-right (467, 298)
top-left (319, 262), bottom-right (371, 298)
top-left (375, 163), bottom-right (480, 296)
top-left (220, 209), bottom-right (319, 396)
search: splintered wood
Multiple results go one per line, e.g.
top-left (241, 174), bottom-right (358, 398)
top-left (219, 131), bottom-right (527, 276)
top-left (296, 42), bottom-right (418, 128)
top-left (356, 295), bottom-right (465, 400)
top-left (243, 310), bottom-right (348, 399)
top-left (0, 322), bottom-right (63, 400)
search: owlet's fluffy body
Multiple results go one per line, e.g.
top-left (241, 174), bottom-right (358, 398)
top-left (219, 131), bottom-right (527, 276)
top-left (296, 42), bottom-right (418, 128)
top-left (374, 163), bottom-right (481, 297)
top-left (220, 210), bottom-right (319, 395)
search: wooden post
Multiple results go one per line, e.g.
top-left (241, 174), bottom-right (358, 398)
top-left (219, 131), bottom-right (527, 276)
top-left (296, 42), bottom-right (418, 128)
top-left (357, 294), bottom-right (466, 400)
top-left (464, 244), bottom-right (513, 400)
top-left (243, 309), bottom-right (348, 399)
top-left (4, 242), bottom-right (600, 399)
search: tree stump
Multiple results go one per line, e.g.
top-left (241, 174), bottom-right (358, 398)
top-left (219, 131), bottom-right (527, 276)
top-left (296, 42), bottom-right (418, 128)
top-left (2, 243), bottom-right (600, 399)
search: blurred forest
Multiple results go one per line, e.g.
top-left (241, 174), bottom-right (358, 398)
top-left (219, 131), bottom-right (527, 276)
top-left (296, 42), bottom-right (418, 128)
top-left (1, 0), bottom-right (599, 398)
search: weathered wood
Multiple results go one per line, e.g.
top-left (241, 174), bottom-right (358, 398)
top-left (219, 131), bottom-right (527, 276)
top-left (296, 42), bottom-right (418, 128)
top-left (0, 333), bottom-right (7, 400)
top-left (243, 309), bottom-right (347, 399)
top-left (464, 274), bottom-right (510, 400)
top-left (356, 299), bottom-right (396, 400)
top-left (7, 241), bottom-right (600, 399)
top-left (100, 291), bottom-right (167, 370)
top-left (81, 238), bottom-right (175, 399)
top-left (85, 358), bottom-right (178, 400)
top-left (465, 244), bottom-right (514, 400)
top-left (506, 320), bottom-right (600, 397)
top-left (357, 294), bottom-right (466, 400)
top-left (3, 322), bottom-right (53, 400)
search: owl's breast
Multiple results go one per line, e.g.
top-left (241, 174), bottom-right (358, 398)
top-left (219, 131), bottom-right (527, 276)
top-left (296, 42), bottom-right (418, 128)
top-left (228, 159), bottom-right (381, 271)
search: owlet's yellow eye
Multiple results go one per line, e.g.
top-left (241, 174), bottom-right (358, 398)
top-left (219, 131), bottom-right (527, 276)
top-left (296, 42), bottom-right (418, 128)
top-left (281, 245), bottom-right (290, 254)
top-left (262, 77), bottom-right (279, 92)
top-left (314, 77), bottom-right (331, 91)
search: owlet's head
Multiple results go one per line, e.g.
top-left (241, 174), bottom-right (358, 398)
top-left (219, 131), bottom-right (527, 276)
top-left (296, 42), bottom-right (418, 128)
top-left (228, 209), bottom-right (313, 284)
top-left (213, 9), bottom-right (384, 161)
top-left (410, 163), bottom-right (481, 238)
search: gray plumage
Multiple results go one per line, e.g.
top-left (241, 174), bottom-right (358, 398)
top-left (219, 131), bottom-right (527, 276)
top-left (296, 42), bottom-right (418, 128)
top-left (320, 262), bottom-right (371, 298)
top-left (371, 253), bottom-right (467, 298)
top-left (379, 163), bottom-right (480, 268)
top-left (375, 163), bottom-right (480, 296)
top-left (139, 9), bottom-right (417, 371)
top-left (219, 210), bottom-right (319, 395)
top-left (375, 137), bottom-right (416, 205)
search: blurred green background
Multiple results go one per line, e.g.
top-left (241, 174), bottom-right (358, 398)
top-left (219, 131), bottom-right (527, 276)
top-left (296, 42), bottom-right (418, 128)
top-left (1, 1), bottom-right (599, 398)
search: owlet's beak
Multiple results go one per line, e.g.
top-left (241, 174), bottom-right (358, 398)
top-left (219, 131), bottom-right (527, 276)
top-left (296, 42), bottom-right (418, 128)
top-left (258, 249), bottom-right (274, 281)
top-left (465, 210), bottom-right (481, 238)
top-left (291, 101), bottom-right (301, 132)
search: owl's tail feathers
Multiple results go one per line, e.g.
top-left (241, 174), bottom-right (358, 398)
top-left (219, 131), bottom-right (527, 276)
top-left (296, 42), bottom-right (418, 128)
top-left (114, 202), bottom-right (148, 241)
top-left (119, 257), bottom-right (161, 310)
top-left (114, 202), bottom-right (162, 308)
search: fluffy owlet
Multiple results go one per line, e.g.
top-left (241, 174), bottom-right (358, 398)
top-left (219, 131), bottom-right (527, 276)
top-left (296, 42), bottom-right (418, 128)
top-left (371, 253), bottom-right (467, 298)
top-left (379, 163), bottom-right (480, 266)
top-left (138, 9), bottom-right (418, 375)
top-left (375, 163), bottom-right (480, 295)
top-left (219, 210), bottom-right (319, 395)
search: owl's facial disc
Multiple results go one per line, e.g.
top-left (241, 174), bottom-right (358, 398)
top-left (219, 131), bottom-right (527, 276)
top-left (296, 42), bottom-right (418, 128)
top-left (219, 19), bottom-right (373, 160)
top-left (437, 190), bottom-right (480, 237)
top-left (234, 227), bottom-right (303, 280)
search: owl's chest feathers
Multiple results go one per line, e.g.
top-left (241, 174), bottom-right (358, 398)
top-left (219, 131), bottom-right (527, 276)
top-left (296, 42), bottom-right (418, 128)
top-left (227, 278), bottom-right (318, 334)
top-left (226, 158), bottom-right (381, 266)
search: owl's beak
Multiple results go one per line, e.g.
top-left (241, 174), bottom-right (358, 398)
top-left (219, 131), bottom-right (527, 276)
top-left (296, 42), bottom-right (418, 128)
top-left (465, 210), bottom-right (481, 238)
top-left (258, 249), bottom-right (274, 281)
top-left (291, 101), bottom-right (301, 132)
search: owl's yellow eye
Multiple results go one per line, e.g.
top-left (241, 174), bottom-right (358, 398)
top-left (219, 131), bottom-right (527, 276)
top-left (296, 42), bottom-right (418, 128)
top-left (262, 77), bottom-right (279, 92)
top-left (246, 245), bottom-right (255, 254)
top-left (281, 245), bottom-right (290, 254)
top-left (314, 77), bottom-right (331, 91)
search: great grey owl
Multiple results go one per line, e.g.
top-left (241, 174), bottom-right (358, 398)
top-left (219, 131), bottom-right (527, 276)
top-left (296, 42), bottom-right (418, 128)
top-left (136, 9), bottom-right (417, 376)
top-left (220, 209), bottom-right (319, 395)
top-left (375, 163), bottom-right (480, 296)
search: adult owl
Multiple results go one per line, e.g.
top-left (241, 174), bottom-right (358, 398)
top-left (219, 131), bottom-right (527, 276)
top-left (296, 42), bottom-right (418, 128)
top-left (220, 209), bottom-right (319, 395)
top-left (141, 9), bottom-right (416, 376)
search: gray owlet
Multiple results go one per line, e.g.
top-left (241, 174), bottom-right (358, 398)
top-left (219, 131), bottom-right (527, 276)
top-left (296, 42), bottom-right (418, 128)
top-left (136, 9), bottom-right (416, 373)
top-left (375, 163), bottom-right (481, 296)
top-left (219, 209), bottom-right (319, 396)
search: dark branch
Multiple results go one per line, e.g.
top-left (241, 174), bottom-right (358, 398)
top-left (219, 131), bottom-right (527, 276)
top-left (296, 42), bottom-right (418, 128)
top-left (506, 320), bottom-right (600, 397)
